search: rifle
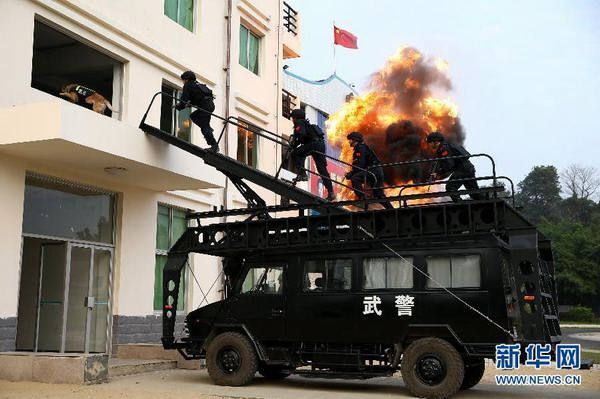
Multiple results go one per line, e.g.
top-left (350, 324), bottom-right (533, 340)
top-left (427, 159), bottom-right (440, 192)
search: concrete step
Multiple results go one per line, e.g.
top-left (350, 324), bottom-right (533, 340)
top-left (108, 358), bottom-right (177, 377)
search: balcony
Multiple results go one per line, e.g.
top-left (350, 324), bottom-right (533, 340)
top-left (0, 101), bottom-right (225, 191)
top-left (282, 2), bottom-right (301, 59)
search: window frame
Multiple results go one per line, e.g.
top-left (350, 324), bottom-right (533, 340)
top-left (237, 264), bottom-right (285, 296)
top-left (160, 82), bottom-right (193, 142)
top-left (239, 24), bottom-right (260, 75)
top-left (236, 119), bottom-right (260, 167)
top-left (425, 254), bottom-right (482, 290)
top-left (164, 0), bottom-right (195, 32)
top-left (154, 204), bottom-right (189, 312)
top-left (302, 258), bottom-right (353, 293)
top-left (362, 256), bottom-right (414, 290)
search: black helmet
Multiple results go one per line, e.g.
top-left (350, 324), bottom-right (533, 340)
top-left (290, 109), bottom-right (305, 119)
top-left (426, 132), bottom-right (444, 143)
top-left (347, 132), bottom-right (363, 142)
top-left (180, 71), bottom-right (196, 80)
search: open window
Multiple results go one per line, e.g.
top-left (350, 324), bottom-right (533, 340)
top-left (303, 259), bottom-right (352, 291)
top-left (237, 120), bottom-right (259, 167)
top-left (31, 19), bottom-right (123, 118)
top-left (160, 83), bottom-right (192, 142)
top-left (240, 265), bottom-right (283, 295)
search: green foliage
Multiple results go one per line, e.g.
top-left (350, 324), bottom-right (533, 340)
top-left (567, 306), bottom-right (596, 322)
top-left (539, 214), bottom-right (600, 311)
top-left (516, 166), bottom-right (561, 224)
top-left (516, 164), bottom-right (600, 312)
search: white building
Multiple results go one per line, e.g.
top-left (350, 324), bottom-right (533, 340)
top-left (282, 70), bottom-right (358, 197)
top-left (0, 0), bottom-right (301, 379)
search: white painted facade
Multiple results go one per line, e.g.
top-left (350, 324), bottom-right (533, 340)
top-left (0, 0), bottom-right (301, 354)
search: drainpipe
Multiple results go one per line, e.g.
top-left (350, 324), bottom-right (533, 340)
top-left (218, 0), bottom-right (233, 301)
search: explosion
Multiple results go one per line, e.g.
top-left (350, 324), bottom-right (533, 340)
top-left (327, 46), bottom-right (465, 202)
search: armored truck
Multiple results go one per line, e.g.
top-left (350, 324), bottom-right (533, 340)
top-left (160, 199), bottom-right (561, 399)
top-left (139, 99), bottom-right (561, 399)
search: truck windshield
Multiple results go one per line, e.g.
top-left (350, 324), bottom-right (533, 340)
top-left (240, 265), bottom-right (283, 294)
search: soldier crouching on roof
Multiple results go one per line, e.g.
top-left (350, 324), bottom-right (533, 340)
top-left (289, 109), bottom-right (336, 201)
top-left (176, 71), bottom-right (219, 152)
top-left (426, 131), bottom-right (484, 202)
top-left (345, 132), bottom-right (393, 210)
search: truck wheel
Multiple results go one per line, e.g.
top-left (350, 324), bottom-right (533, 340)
top-left (460, 358), bottom-right (485, 390)
top-left (401, 337), bottom-right (464, 399)
top-left (206, 332), bottom-right (258, 386)
top-left (258, 364), bottom-right (292, 379)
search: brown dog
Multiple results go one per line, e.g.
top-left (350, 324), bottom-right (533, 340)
top-left (59, 84), bottom-right (118, 114)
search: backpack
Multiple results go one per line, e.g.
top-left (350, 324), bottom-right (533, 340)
top-left (195, 82), bottom-right (214, 100)
top-left (364, 144), bottom-right (382, 165)
top-left (309, 124), bottom-right (326, 140)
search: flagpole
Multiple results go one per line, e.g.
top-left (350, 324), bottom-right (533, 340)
top-left (333, 20), bottom-right (337, 75)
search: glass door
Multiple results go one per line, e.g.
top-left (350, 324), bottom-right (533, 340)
top-left (35, 243), bottom-right (112, 353)
top-left (36, 243), bottom-right (68, 352)
top-left (89, 248), bottom-right (112, 353)
top-left (64, 245), bottom-right (92, 352)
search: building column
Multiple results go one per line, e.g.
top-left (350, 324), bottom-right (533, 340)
top-left (0, 155), bottom-right (26, 351)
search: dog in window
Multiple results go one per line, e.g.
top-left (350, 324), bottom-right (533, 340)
top-left (59, 84), bottom-right (118, 114)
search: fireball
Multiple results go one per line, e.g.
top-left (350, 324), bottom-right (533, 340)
top-left (326, 46), bottom-right (465, 206)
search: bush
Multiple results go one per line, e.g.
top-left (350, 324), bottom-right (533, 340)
top-left (568, 306), bottom-right (596, 322)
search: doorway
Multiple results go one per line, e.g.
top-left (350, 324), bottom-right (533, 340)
top-left (16, 174), bottom-right (116, 354)
top-left (17, 237), bottom-right (112, 353)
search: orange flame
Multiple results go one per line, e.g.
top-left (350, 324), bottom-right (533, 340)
top-left (326, 46), bottom-right (464, 206)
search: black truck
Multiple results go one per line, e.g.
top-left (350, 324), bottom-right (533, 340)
top-left (139, 99), bottom-right (561, 399)
top-left (160, 198), bottom-right (561, 399)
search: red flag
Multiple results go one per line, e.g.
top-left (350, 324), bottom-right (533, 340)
top-left (334, 26), bottom-right (358, 49)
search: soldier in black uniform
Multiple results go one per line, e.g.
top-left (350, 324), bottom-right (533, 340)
top-left (426, 131), bottom-right (483, 202)
top-left (289, 109), bottom-right (335, 201)
top-left (345, 132), bottom-right (393, 210)
top-left (176, 71), bottom-right (218, 152)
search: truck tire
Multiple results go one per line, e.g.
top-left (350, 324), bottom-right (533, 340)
top-left (206, 332), bottom-right (258, 386)
top-left (460, 358), bottom-right (485, 390)
top-left (400, 337), bottom-right (464, 399)
top-left (258, 364), bottom-right (292, 379)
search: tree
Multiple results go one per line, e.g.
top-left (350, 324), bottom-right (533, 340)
top-left (540, 215), bottom-right (600, 312)
top-left (515, 166), bottom-right (561, 224)
top-left (558, 197), bottom-right (599, 225)
top-left (561, 164), bottom-right (600, 200)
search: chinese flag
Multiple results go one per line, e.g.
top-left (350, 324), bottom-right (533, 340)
top-left (334, 26), bottom-right (358, 49)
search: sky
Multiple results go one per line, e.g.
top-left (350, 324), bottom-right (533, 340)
top-left (285, 0), bottom-right (600, 188)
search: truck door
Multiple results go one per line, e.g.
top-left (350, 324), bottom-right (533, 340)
top-left (288, 257), bottom-right (360, 342)
top-left (228, 263), bottom-right (286, 340)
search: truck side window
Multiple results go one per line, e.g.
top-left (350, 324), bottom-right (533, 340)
top-left (363, 257), bottom-right (413, 289)
top-left (426, 255), bottom-right (481, 288)
top-left (303, 259), bottom-right (352, 291)
top-left (240, 266), bottom-right (283, 294)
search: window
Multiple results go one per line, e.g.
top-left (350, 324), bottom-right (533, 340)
top-left (363, 257), bottom-right (413, 289)
top-left (154, 205), bottom-right (188, 311)
top-left (164, 0), bottom-right (194, 32)
top-left (32, 20), bottom-right (122, 118)
top-left (303, 259), bottom-right (352, 291)
top-left (160, 83), bottom-right (192, 142)
top-left (426, 255), bottom-right (481, 289)
top-left (239, 25), bottom-right (260, 74)
top-left (240, 266), bottom-right (283, 295)
top-left (237, 120), bottom-right (259, 167)
top-left (23, 174), bottom-right (115, 244)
